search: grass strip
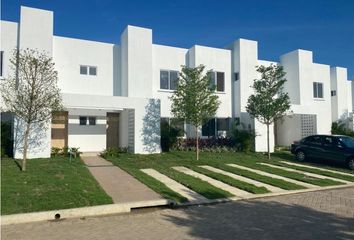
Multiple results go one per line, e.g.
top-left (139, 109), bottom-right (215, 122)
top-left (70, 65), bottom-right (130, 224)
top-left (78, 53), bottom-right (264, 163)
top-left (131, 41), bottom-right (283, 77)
top-left (243, 163), bottom-right (344, 187)
top-left (156, 167), bottom-right (233, 199)
top-left (215, 164), bottom-right (305, 190)
top-left (117, 165), bottom-right (188, 203)
top-left (187, 166), bottom-right (269, 194)
top-left (276, 162), bottom-right (354, 182)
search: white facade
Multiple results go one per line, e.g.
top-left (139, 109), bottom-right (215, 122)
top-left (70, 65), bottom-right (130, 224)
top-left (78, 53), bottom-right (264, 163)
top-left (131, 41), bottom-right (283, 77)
top-left (1, 6), bottom-right (353, 158)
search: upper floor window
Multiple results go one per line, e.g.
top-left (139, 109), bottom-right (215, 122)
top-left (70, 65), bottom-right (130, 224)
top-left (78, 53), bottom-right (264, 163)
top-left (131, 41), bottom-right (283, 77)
top-left (160, 70), bottom-right (178, 90)
top-left (331, 90), bottom-right (336, 97)
top-left (209, 71), bottom-right (225, 92)
top-left (313, 82), bottom-right (323, 98)
top-left (0, 51), bottom-right (3, 77)
top-left (234, 72), bottom-right (239, 81)
top-left (80, 65), bottom-right (97, 76)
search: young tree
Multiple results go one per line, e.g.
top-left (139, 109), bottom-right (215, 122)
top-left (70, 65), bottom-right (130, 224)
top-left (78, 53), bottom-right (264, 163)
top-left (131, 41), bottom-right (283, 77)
top-left (170, 65), bottom-right (220, 160)
top-left (246, 64), bottom-right (291, 159)
top-left (0, 49), bottom-right (63, 171)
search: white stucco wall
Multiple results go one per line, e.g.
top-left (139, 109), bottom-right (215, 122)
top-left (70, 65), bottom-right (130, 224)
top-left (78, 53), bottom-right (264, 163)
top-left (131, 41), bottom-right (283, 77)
top-left (152, 44), bottom-right (188, 117)
top-left (0, 21), bottom-right (18, 81)
top-left (62, 93), bottom-right (161, 154)
top-left (53, 36), bottom-right (117, 96)
top-left (14, 7), bottom-right (53, 159)
top-left (330, 67), bottom-right (351, 121)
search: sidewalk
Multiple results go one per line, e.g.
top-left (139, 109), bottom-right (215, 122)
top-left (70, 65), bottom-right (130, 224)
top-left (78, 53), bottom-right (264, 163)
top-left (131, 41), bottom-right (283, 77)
top-left (81, 154), bottom-right (163, 203)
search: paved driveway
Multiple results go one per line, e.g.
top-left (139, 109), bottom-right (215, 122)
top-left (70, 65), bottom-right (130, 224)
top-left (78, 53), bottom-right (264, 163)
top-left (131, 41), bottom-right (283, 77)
top-left (2, 187), bottom-right (354, 240)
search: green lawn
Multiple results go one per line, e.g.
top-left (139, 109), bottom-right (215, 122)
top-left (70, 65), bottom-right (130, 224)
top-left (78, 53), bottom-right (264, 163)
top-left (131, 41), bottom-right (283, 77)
top-left (1, 157), bottom-right (113, 215)
top-left (107, 151), bottom-right (351, 202)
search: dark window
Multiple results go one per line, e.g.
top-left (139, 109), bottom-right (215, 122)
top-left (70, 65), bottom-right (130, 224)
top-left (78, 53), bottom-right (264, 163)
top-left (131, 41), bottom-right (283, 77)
top-left (89, 117), bottom-right (96, 125)
top-left (313, 82), bottom-right (324, 98)
top-left (202, 118), bottom-right (216, 137)
top-left (89, 66), bottom-right (97, 76)
top-left (0, 51), bottom-right (3, 77)
top-left (234, 72), bottom-right (239, 81)
top-left (169, 71), bottom-right (178, 90)
top-left (216, 72), bottom-right (225, 92)
top-left (331, 90), bottom-right (336, 97)
top-left (217, 118), bottom-right (229, 131)
top-left (160, 70), bottom-right (169, 89)
top-left (79, 116), bottom-right (87, 125)
top-left (80, 66), bottom-right (88, 75)
top-left (208, 72), bottom-right (216, 89)
top-left (170, 118), bottom-right (184, 134)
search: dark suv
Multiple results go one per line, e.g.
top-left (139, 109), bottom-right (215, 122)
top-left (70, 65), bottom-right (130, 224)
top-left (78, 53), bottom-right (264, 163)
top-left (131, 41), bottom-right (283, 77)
top-left (291, 135), bottom-right (354, 170)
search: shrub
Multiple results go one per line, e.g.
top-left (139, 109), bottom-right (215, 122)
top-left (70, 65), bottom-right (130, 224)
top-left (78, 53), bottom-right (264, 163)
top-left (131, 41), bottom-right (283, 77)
top-left (100, 147), bottom-right (128, 158)
top-left (51, 147), bottom-right (62, 157)
top-left (230, 128), bottom-right (255, 152)
top-left (69, 147), bottom-right (81, 158)
top-left (173, 137), bottom-right (237, 152)
top-left (1, 121), bottom-right (13, 157)
top-left (331, 121), bottom-right (354, 137)
top-left (160, 121), bottom-right (183, 152)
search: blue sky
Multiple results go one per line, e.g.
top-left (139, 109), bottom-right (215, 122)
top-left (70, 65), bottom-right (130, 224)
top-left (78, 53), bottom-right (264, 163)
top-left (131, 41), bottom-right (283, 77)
top-left (2, 0), bottom-right (354, 78)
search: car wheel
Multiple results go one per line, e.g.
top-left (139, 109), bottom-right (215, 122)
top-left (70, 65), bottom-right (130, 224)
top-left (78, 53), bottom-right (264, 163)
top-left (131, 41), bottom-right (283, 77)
top-left (347, 158), bottom-right (354, 170)
top-left (296, 150), bottom-right (306, 162)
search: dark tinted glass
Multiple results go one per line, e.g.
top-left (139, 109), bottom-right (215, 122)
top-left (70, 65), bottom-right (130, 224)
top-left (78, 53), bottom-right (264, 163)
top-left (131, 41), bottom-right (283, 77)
top-left (160, 70), bottom-right (169, 89)
top-left (202, 118), bottom-right (216, 137)
top-left (89, 117), bottom-right (96, 125)
top-left (169, 71), bottom-right (178, 90)
top-left (80, 66), bottom-right (87, 75)
top-left (79, 116), bottom-right (87, 125)
top-left (216, 72), bottom-right (225, 92)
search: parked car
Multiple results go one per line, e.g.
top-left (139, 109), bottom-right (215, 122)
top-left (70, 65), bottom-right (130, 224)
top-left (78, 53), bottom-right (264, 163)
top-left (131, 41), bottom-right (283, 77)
top-left (291, 135), bottom-right (354, 170)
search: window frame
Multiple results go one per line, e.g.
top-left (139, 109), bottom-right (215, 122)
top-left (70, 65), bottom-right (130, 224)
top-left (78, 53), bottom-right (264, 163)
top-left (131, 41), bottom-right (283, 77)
top-left (209, 71), bottom-right (225, 92)
top-left (88, 116), bottom-right (97, 125)
top-left (80, 65), bottom-right (97, 76)
top-left (159, 70), bottom-right (179, 91)
top-left (79, 116), bottom-right (88, 125)
top-left (313, 82), bottom-right (324, 99)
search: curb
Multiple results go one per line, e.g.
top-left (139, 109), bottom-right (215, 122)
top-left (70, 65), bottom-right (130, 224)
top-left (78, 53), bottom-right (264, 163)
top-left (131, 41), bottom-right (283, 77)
top-left (174, 183), bottom-right (354, 207)
top-left (2, 185), bottom-right (353, 225)
top-left (1, 199), bottom-right (170, 226)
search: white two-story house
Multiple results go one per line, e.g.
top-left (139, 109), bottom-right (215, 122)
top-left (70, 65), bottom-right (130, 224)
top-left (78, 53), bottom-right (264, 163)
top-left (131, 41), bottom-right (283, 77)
top-left (1, 6), bottom-right (353, 158)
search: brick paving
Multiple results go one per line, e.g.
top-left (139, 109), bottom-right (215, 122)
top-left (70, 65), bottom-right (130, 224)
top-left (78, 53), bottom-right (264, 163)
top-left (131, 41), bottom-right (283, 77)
top-left (2, 187), bottom-right (353, 240)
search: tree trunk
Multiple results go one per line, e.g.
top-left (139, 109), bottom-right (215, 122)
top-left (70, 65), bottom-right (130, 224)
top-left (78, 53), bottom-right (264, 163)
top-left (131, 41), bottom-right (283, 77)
top-left (196, 126), bottom-right (199, 160)
top-left (22, 122), bottom-right (31, 171)
top-left (267, 123), bottom-right (270, 160)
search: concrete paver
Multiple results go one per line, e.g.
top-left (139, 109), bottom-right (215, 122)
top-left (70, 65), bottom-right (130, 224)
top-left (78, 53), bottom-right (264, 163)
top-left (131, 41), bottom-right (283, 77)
top-left (141, 169), bottom-right (207, 202)
top-left (200, 165), bottom-right (284, 193)
top-left (259, 162), bottom-right (351, 184)
top-left (81, 156), bottom-right (163, 203)
top-left (281, 161), bottom-right (354, 176)
top-left (3, 187), bottom-right (353, 240)
top-left (173, 166), bottom-right (252, 197)
top-left (227, 163), bottom-right (317, 188)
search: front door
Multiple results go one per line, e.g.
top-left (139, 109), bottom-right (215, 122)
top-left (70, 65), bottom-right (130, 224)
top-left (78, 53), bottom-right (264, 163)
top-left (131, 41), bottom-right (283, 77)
top-left (106, 112), bottom-right (119, 148)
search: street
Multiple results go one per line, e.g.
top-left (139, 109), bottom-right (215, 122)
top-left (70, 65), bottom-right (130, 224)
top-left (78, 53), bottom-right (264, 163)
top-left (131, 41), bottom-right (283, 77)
top-left (2, 187), bottom-right (354, 240)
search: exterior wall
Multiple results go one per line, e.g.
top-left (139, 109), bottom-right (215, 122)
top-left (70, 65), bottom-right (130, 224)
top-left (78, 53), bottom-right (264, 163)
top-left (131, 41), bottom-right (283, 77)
top-left (0, 21), bottom-right (18, 80)
top-left (67, 109), bottom-right (107, 152)
top-left (120, 25), bottom-right (153, 98)
top-left (188, 45), bottom-right (232, 118)
top-left (277, 50), bottom-right (332, 145)
top-left (62, 94), bottom-right (161, 154)
top-left (330, 67), bottom-right (351, 121)
top-left (14, 7), bottom-right (53, 159)
top-left (152, 44), bottom-right (188, 117)
top-left (53, 36), bottom-right (116, 96)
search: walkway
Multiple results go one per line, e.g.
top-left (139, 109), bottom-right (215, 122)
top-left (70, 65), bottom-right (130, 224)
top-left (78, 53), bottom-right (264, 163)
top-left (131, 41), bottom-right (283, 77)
top-left (80, 154), bottom-right (163, 203)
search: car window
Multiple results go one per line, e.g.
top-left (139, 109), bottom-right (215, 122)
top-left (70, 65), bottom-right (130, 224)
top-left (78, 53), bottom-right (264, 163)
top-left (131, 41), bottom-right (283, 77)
top-left (323, 136), bottom-right (334, 146)
top-left (340, 137), bottom-right (354, 148)
top-left (304, 136), bottom-right (322, 145)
